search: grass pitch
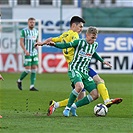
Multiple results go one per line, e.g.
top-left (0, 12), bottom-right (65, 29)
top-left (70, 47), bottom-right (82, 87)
top-left (0, 73), bottom-right (132, 133)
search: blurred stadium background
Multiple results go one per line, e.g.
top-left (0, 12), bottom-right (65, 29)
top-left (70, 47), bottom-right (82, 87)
top-left (0, 0), bottom-right (132, 74)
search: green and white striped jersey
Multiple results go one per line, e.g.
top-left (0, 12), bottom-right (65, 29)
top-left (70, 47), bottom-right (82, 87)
top-left (55, 39), bottom-right (98, 75)
top-left (20, 27), bottom-right (38, 56)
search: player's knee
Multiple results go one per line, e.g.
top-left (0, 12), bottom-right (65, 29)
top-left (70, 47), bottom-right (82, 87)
top-left (99, 78), bottom-right (104, 83)
top-left (75, 82), bottom-right (84, 93)
top-left (93, 75), bottom-right (105, 84)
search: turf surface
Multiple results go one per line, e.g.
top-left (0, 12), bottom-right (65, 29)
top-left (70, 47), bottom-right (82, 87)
top-left (0, 73), bottom-right (132, 133)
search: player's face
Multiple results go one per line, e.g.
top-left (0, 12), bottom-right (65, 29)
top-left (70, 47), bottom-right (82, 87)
top-left (86, 33), bottom-right (97, 44)
top-left (28, 20), bottom-right (35, 29)
top-left (74, 22), bottom-right (84, 34)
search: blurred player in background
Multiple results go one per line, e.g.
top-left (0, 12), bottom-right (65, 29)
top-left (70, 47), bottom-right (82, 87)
top-left (35, 16), bottom-right (122, 116)
top-left (17, 17), bottom-right (39, 91)
top-left (0, 74), bottom-right (4, 81)
top-left (0, 74), bottom-right (4, 118)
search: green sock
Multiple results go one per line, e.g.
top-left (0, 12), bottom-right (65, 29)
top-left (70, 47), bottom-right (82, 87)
top-left (20, 71), bottom-right (28, 80)
top-left (75, 94), bottom-right (93, 107)
top-left (67, 89), bottom-right (78, 108)
top-left (30, 72), bottom-right (36, 85)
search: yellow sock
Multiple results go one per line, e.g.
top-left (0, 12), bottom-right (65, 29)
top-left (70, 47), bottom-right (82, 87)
top-left (97, 83), bottom-right (110, 101)
top-left (59, 99), bottom-right (69, 107)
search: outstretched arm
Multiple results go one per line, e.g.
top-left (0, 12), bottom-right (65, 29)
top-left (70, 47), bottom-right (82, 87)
top-left (45, 40), bottom-right (78, 49)
top-left (93, 52), bottom-right (112, 68)
top-left (103, 61), bottom-right (112, 68)
top-left (35, 37), bottom-right (52, 47)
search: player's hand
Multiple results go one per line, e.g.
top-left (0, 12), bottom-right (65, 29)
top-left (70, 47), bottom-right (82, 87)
top-left (25, 51), bottom-right (30, 56)
top-left (0, 74), bottom-right (4, 80)
top-left (103, 61), bottom-right (112, 68)
top-left (35, 42), bottom-right (43, 47)
top-left (47, 41), bottom-right (55, 46)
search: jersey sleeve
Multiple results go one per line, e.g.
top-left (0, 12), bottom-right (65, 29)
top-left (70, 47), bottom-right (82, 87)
top-left (55, 39), bottom-right (79, 49)
top-left (20, 29), bottom-right (25, 38)
top-left (52, 31), bottom-right (67, 42)
top-left (92, 52), bottom-right (104, 63)
top-left (52, 36), bottom-right (61, 42)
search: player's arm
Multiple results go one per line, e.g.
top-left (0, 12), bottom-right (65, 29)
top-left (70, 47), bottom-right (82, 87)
top-left (35, 35), bottom-right (62, 47)
top-left (36, 32), bottom-right (39, 42)
top-left (93, 52), bottom-right (112, 68)
top-left (20, 38), bottom-right (30, 56)
top-left (55, 40), bottom-right (78, 49)
top-left (20, 30), bottom-right (30, 55)
top-left (35, 37), bottom-right (52, 46)
top-left (47, 40), bottom-right (78, 49)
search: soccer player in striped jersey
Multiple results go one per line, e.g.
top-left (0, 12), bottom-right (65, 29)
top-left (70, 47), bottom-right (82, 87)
top-left (17, 17), bottom-right (39, 91)
top-left (35, 16), bottom-right (122, 116)
top-left (46, 26), bottom-right (113, 116)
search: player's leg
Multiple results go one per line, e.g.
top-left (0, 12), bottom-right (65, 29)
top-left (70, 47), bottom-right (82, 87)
top-left (89, 67), bottom-right (110, 102)
top-left (71, 76), bottom-right (98, 116)
top-left (47, 83), bottom-right (86, 116)
top-left (30, 55), bottom-right (38, 91)
top-left (89, 67), bottom-right (122, 107)
top-left (17, 56), bottom-right (31, 90)
top-left (94, 75), bottom-right (122, 107)
top-left (63, 70), bottom-right (84, 117)
top-left (47, 99), bottom-right (68, 116)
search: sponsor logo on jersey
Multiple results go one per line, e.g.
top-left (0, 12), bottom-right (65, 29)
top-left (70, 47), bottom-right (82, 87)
top-left (79, 50), bottom-right (92, 57)
top-left (26, 35), bottom-right (36, 40)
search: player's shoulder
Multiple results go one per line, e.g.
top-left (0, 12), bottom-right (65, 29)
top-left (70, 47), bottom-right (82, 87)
top-left (94, 41), bottom-right (98, 44)
top-left (94, 41), bottom-right (98, 45)
top-left (79, 38), bottom-right (86, 42)
top-left (22, 27), bottom-right (28, 31)
top-left (69, 30), bottom-right (78, 35)
top-left (33, 28), bottom-right (38, 31)
top-left (62, 30), bottom-right (68, 35)
top-left (73, 38), bottom-right (81, 43)
top-left (93, 41), bottom-right (98, 48)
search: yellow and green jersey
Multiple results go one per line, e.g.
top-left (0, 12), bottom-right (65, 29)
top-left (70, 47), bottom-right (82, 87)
top-left (20, 27), bottom-right (38, 56)
top-left (52, 30), bottom-right (79, 64)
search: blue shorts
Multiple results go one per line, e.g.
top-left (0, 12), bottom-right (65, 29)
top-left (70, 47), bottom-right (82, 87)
top-left (88, 67), bottom-right (97, 78)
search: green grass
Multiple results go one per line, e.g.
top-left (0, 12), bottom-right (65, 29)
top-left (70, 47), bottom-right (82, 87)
top-left (0, 73), bottom-right (132, 133)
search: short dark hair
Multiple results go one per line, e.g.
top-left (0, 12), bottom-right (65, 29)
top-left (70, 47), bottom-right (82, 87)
top-left (70, 16), bottom-right (85, 26)
top-left (28, 17), bottom-right (35, 21)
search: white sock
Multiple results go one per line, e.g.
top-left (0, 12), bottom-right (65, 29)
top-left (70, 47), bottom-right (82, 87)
top-left (30, 85), bottom-right (34, 89)
top-left (18, 79), bottom-right (21, 82)
top-left (54, 102), bottom-right (59, 108)
top-left (71, 103), bottom-right (77, 109)
top-left (65, 106), bottom-right (70, 110)
top-left (104, 99), bottom-right (111, 104)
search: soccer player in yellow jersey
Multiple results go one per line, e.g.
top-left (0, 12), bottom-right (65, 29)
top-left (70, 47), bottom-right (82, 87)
top-left (35, 16), bottom-right (122, 116)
